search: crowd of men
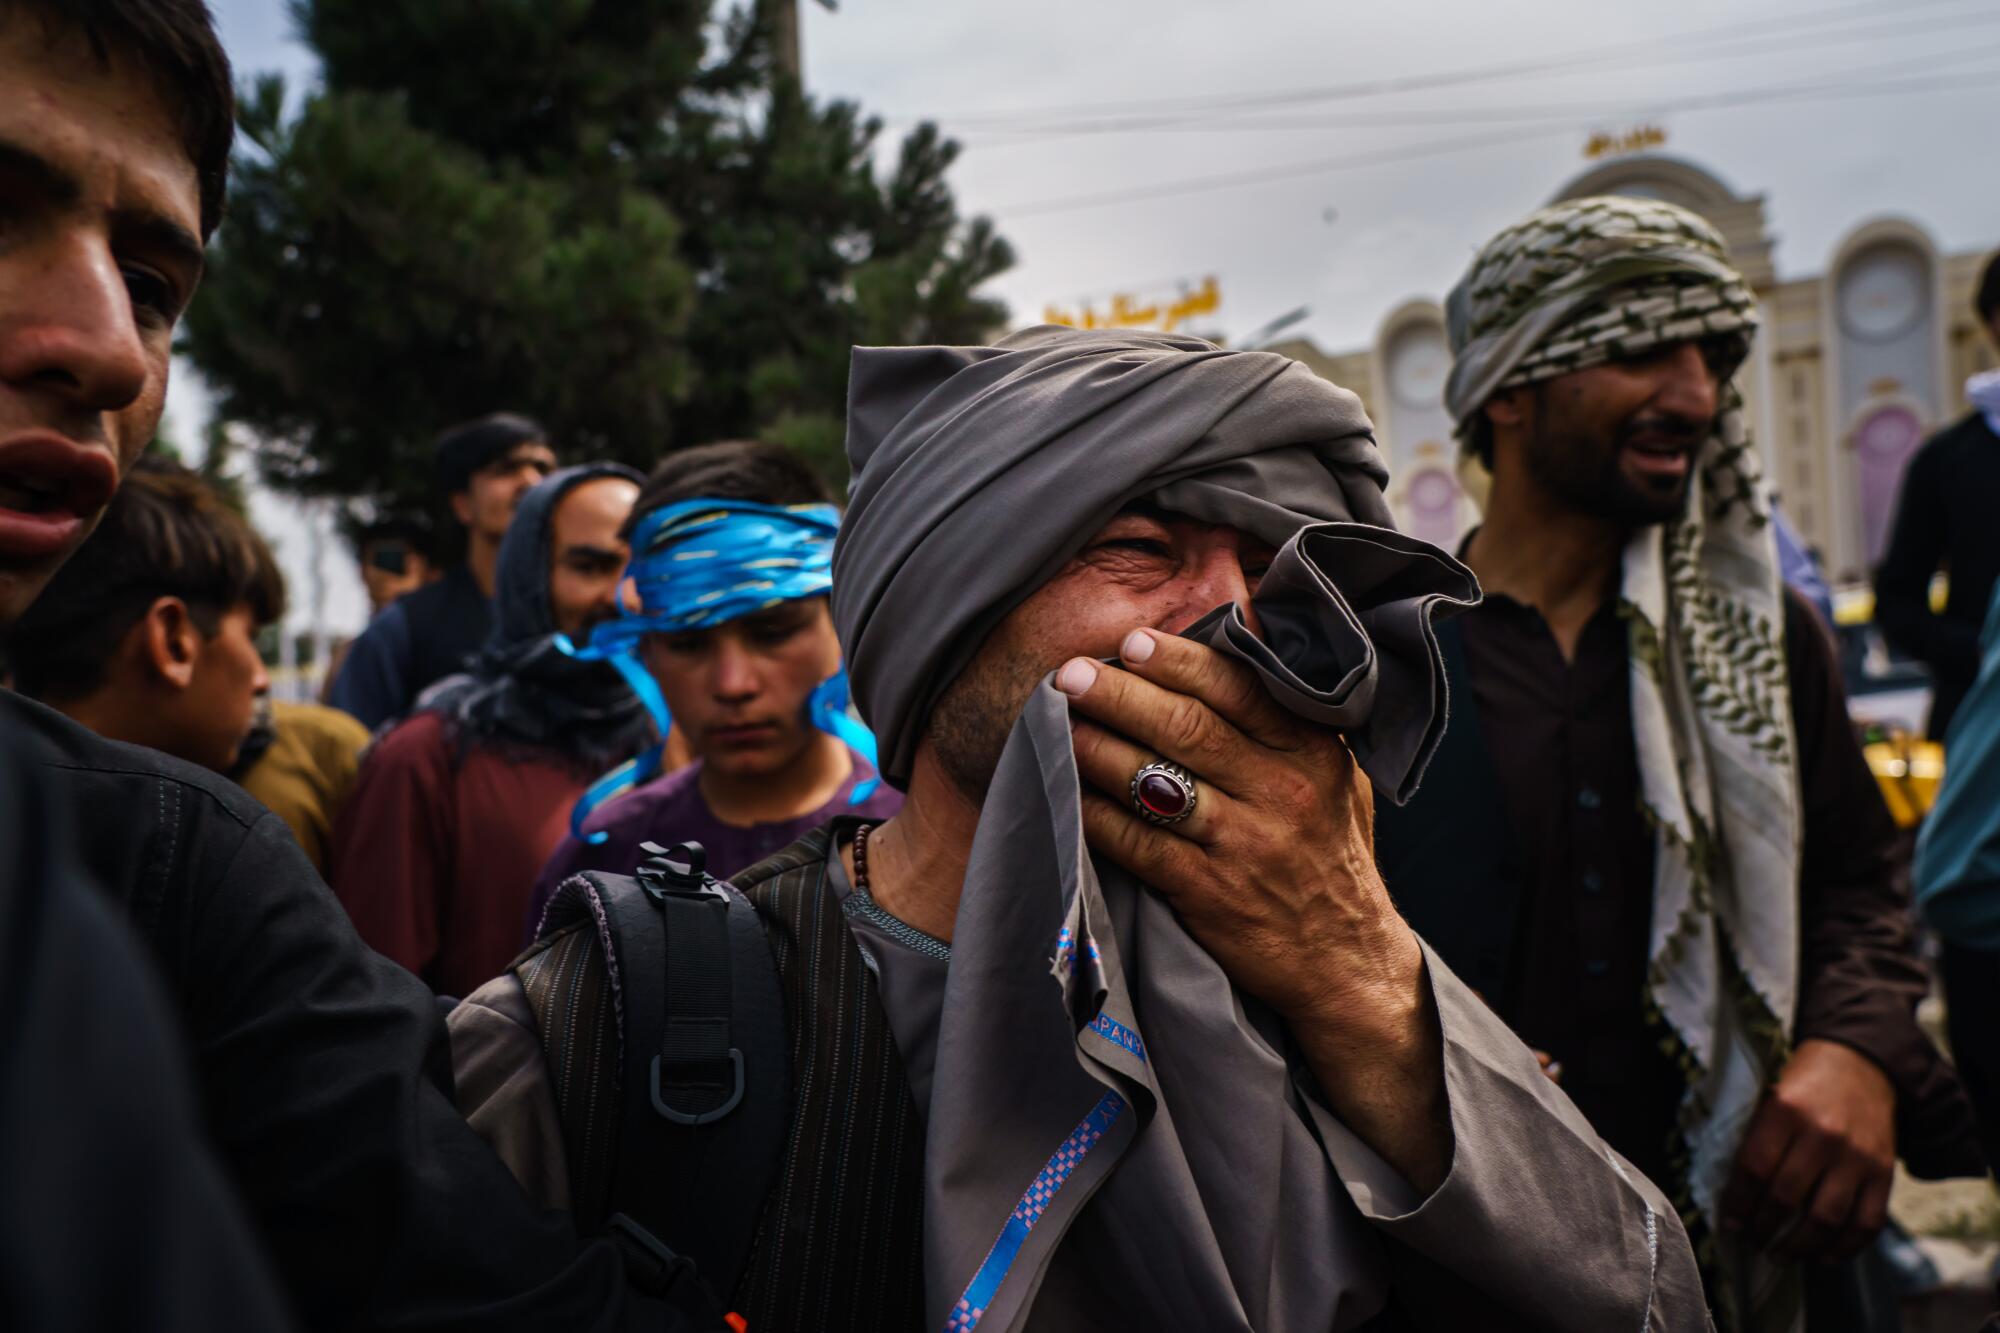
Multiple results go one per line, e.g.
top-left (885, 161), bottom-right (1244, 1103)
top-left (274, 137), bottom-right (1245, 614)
top-left (7, 2), bottom-right (2000, 1331)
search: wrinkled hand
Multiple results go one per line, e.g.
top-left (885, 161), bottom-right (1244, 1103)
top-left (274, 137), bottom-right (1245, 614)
top-left (1058, 627), bottom-right (1414, 1023)
top-left (1721, 1038), bottom-right (1897, 1261)
top-left (1057, 627), bottom-right (1450, 1191)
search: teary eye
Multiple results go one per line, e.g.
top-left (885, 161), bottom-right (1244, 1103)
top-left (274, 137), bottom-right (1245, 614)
top-left (1102, 537), bottom-right (1173, 558)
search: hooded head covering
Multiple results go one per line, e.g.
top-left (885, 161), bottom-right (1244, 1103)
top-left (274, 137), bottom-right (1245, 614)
top-left (834, 325), bottom-right (1479, 1331)
top-left (1445, 195), bottom-right (1800, 1332)
top-left (418, 463), bottom-right (655, 776)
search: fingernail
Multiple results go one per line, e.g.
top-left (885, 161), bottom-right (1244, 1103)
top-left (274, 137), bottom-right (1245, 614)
top-left (1120, 629), bottom-right (1155, 664)
top-left (1056, 658), bottom-right (1098, 695)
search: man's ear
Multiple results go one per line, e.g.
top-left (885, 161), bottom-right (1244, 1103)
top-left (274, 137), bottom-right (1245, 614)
top-left (1484, 389), bottom-right (1529, 432)
top-left (449, 490), bottom-right (474, 527)
top-left (137, 597), bottom-right (202, 690)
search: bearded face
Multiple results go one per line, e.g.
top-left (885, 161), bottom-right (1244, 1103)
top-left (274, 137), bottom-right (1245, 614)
top-left (1506, 339), bottom-right (1730, 530)
top-left (923, 506), bottom-right (1274, 802)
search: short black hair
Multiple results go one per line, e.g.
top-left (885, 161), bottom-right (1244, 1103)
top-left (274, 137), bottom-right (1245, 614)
top-left (625, 440), bottom-right (836, 541)
top-left (358, 512), bottom-right (434, 561)
top-left (1977, 250), bottom-right (2000, 327)
top-left (7, 0), bottom-right (235, 240)
top-left (6, 456), bottom-right (284, 699)
top-left (432, 412), bottom-right (551, 496)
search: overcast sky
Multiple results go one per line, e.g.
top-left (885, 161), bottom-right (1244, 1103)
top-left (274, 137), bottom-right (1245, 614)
top-left (191, 0), bottom-right (1993, 637)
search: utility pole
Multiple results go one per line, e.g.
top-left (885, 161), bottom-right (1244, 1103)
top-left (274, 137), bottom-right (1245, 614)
top-left (772, 0), bottom-right (800, 80)
top-left (771, 0), bottom-right (834, 81)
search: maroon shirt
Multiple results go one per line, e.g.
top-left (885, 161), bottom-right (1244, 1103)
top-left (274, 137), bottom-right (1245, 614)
top-left (330, 711), bottom-right (586, 998)
top-left (525, 755), bottom-right (903, 940)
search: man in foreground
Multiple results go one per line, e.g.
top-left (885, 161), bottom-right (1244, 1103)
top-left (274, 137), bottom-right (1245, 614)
top-left (332, 462), bottom-right (653, 998)
top-left (328, 413), bottom-right (556, 727)
top-left (1376, 196), bottom-right (1981, 1331)
top-left (454, 325), bottom-right (1711, 1330)
top-left (7, 456), bottom-right (278, 772)
top-left (0, 1), bottom-right (685, 1325)
top-left (527, 439), bottom-right (899, 924)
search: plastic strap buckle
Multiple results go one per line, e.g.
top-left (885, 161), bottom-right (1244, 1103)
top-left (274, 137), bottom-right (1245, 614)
top-left (651, 1047), bottom-right (746, 1125)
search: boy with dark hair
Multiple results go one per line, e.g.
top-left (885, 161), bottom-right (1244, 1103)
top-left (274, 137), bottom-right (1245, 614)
top-left (355, 512), bottom-right (435, 614)
top-left (328, 412), bottom-right (557, 727)
top-left (526, 440), bottom-right (900, 926)
top-left (0, 3), bottom-right (674, 1327)
top-left (7, 456), bottom-right (280, 772)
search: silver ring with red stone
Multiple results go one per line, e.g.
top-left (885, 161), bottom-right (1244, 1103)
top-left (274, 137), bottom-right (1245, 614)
top-left (1130, 760), bottom-right (1198, 827)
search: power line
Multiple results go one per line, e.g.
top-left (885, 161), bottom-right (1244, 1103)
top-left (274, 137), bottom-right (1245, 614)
top-left (992, 68), bottom-right (1994, 219)
top-left (961, 34), bottom-right (2000, 144)
top-left (958, 24), bottom-right (2000, 143)
top-left (891, 0), bottom-right (1986, 129)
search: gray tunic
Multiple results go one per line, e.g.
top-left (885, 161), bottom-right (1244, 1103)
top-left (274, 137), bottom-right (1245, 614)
top-left (452, 839), bottom-right (1712, 1329)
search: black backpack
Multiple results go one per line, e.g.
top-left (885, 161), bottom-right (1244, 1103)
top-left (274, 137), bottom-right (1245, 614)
top-left (521, 842), bottom-right (790, 1330)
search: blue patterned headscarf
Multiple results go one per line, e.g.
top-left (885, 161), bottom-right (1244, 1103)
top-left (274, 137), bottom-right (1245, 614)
top-left (559, 498), bottom-right (879, 841)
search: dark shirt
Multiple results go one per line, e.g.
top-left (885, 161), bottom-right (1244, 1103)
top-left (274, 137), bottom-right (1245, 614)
top-left (525, 753), bottom-right (904, 941)
top-left (5, 691), bottom-right (667, 1332)
top-left (1455, 584), bottom-right (1965, 1185)
top-left (1458, 591), bottom-right (1681, 1181)
top-left (1875, 411), bottom-right (2000, 737)
top-left (328, 565), bottom-right (493, 730)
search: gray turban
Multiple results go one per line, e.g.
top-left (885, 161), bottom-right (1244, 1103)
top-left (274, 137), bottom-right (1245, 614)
top-left (834, 323), bottom-right (1469, 802)
top-left (834, 325), bottom-right (1484, 1330)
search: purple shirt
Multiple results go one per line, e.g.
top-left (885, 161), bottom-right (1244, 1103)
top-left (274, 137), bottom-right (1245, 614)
top-left (524, 756), bottom-right (902, 940)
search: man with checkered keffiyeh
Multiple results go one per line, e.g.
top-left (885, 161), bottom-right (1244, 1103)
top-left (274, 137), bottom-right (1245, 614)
top-left (1375, 195), bottom-right (1985, 1331)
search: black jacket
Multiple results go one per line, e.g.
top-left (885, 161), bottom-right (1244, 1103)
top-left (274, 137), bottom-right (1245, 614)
top-left (8, 692), bottom-right (664, 1332)
top-left (1, 715), bottom-right (297, 1333)
top-left (1874, 411), bottom-right (2000, 737)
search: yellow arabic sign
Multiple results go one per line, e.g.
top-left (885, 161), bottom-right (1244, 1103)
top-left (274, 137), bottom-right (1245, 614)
top-left (1583, 124), bottom-right (1667, 161)
top-left (1045, 276), bottom-right (1220, 333)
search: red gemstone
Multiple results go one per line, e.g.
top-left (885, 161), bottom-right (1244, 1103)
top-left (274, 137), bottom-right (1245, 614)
top-left (1136, 771), bottom-right (1190, 818)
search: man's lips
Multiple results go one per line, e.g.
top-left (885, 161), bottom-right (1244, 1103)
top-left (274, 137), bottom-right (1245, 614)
top-left (1622, 434), bottom-right (1695, 480)
top-left (707, 722), bottom-right (780, 745)
top-left (0, 433), bottom-right (119, 560)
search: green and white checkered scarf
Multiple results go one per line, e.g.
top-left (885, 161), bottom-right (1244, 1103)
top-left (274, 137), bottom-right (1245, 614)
top-left (1446, 196), bottom-right (1804, 1333)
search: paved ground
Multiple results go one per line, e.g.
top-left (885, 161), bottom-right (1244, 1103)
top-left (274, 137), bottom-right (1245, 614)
top-left (1895, 1170), bottom-right (1998, 1329)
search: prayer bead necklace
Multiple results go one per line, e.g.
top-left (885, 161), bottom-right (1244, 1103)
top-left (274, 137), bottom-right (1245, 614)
top-left (853, 823), bottom-right (875, 892)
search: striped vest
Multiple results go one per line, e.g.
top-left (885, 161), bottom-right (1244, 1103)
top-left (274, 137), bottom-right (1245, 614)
top-left (516, 823), bottom-right (927, 1331)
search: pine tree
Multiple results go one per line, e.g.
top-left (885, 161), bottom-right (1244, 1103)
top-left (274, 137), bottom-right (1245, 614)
top-left (181, 1), bottom-right (1013, 520)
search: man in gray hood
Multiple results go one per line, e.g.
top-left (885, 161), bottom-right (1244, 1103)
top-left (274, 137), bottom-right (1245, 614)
top-left (452, 325), bottom-right (1712, 1331)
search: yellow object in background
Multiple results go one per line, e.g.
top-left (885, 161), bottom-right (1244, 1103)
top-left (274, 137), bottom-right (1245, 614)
top-left (1864, 731), bottom-right (1945, 828)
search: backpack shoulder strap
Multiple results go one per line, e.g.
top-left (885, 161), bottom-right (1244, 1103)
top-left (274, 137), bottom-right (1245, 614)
top-left (521, 843), bottom-right (790, 1307)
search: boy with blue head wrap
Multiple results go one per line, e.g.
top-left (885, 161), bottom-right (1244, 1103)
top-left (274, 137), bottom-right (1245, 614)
top-left (526, 441), bottom-right (900, 930)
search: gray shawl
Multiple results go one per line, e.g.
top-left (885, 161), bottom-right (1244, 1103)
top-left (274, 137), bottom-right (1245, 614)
top-left (833, 326), bottom-right (1479, 1330)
